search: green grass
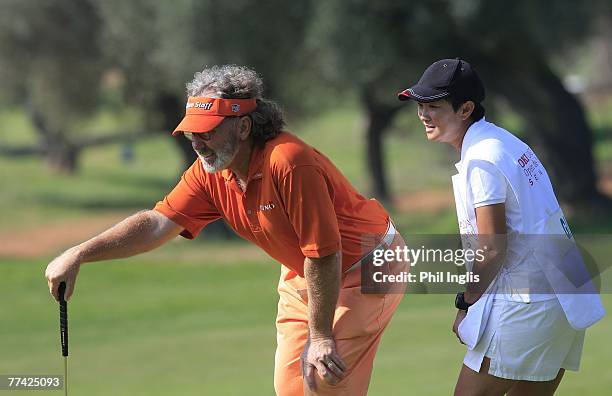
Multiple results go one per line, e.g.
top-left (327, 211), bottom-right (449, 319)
top-left (1, 103), bottom-right (612, 394)
top-left (0, 106), bottom-right (144, 144)
top-left (0, 135), bottom-right (183, 231)
top-left (1, 251), bottom-right (611, 395)
top-left (1, 254), bottom-right (279, 396)
top-left (2, 101), bottom-right (610, 234)
top-left (293, 104), bottom-right (455, 195)
top-left (0, 105), bottom-right (458, 234)
top-left (594, 140), bottom-right (612, 163)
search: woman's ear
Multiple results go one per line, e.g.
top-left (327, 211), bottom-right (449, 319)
top-left (460, 101), bottom-right (475, 121)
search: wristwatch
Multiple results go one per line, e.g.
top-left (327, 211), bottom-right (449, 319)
top-left (455, 292), bottom-right (473, 311)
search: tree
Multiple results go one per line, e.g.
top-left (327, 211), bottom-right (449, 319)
top-left (95, 0), bottom-right (315, 168)
top-left (2, 0), bottom-right (607, 212)
top-left (308, 0), bottom-right (610, 210)
top-left (307, 0), bottom-right (458, 203)
top-left (0, 0), bottom-right (315, 170)
top-left (0, 0), bottom-right (105, 172)
top-left (452, 0), bottom-right (609, 210)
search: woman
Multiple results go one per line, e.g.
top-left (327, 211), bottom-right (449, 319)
top-left (397, 59), bottom-right (605, 396)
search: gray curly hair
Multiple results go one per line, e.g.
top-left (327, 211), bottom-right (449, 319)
top-left (186, 65), bottom-right (285, 145)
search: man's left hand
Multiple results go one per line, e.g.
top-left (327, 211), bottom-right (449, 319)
top-left (301, 336), bottom-right (347, 391)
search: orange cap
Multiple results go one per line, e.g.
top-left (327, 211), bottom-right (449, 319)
top-left (172, 97), bottom-right (258, 136)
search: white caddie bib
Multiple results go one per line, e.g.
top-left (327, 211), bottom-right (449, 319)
top-left (453, 173), bottom-right (496, 349)
top-left (453, 119), bottom-right (604, 348)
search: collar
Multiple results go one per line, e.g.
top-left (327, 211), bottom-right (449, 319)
top-left (455, 117), bottom-right (488, 172)
top-left (221, 142), bottom-right (265, 183)
top-left (221, 168), bottom-right (233, 181)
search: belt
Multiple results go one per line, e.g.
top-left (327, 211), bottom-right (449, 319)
top-left (345, 221), bottom-right (398, 274)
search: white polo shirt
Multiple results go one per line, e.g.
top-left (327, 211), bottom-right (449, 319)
top-left (464, 157), bottom-right (554, 302)
top-left (455, 119), bottom-right (604, 330)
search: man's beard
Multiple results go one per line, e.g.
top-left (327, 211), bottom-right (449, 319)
top-left (197, 132), bottom-right (239, 173)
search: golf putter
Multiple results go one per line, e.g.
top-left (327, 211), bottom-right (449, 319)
top-left (58, 282), bottom-right (69, 396)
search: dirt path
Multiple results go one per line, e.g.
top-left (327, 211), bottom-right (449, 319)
top-left (0, 213), bottom-right (130, 258)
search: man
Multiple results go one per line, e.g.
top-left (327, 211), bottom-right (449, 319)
top-left (46, 65), bottom-right (407, 395)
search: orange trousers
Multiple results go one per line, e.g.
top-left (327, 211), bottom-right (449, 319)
top-left (273, 232), bottom-right (407, 396)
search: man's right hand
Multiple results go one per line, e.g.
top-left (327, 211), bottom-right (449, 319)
top-left (43, 210), bottom-right (184, 303)
top-left (45, 247), bottom-right (82, 302)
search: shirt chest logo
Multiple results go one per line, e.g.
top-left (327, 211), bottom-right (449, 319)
top-left (259, 201), bottom-right (276, 211)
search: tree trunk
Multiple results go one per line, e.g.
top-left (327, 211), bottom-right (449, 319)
top-left (46, 139), bottom-right (78, 173)
top-left (152, 92), bottom-right (197, 168)
top-left (479, 53), bottom-right (610, 212)
top-left (361, 88), bottom-right (402, 205)
top-left (24, 95), bottom-right (79, 173)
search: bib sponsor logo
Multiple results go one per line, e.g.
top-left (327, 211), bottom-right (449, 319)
top-left (517, 149), bottom-right (544, 186)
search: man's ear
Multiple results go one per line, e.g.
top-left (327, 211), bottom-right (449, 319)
top-left (460, 101), bottom-right (475, 121)
top-left (237, 116), bottom-right (252, 140)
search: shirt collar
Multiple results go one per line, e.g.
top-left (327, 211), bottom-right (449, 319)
top-left (246, 143), bottom-right (265, 181)
top-left (455, 117), bottom-right (488, 172)
top-left (221, 142), bottom-right (265, 182)
top-left (221, 169), bottom-right (233, 181)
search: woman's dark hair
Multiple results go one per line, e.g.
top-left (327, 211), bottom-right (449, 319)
top-left (446, 95), bottom-right (485, 122)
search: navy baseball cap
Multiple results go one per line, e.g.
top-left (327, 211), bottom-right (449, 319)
top-left (398, 59), bottom-right (485, 103)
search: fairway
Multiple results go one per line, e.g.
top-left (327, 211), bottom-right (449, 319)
top-left (2, 247), bottom-right (611, 395)
top-left (2, 103), bottom-right (612, 394)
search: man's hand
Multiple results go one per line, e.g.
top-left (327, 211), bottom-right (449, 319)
top-left (301, 336), bottom-right (347, 391)
top-left (45, 247), bottom-right (82, 302)
top-left (44, 210), bottom-right (183, 303)
top-left (452, 309), bottom-right (467, 344)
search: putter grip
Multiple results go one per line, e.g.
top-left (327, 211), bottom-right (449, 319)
top-left (58, 282), bottom-right (69, 357)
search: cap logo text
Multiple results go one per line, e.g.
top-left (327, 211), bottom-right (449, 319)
top-left (186, 102), bottom-right (213, 110)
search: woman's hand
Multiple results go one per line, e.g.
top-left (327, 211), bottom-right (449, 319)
top-left (452, 309), bottom-right (467, 344)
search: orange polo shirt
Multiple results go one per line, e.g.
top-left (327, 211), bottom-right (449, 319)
top-left (154, 131), bottom-right (389, 276)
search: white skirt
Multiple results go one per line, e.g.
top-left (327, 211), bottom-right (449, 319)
top-left (463, 298), bottom-right (585, 381)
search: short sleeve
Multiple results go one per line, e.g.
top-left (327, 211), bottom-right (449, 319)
top-left (154, 161), bottom-right (221, 239)
top-left (279, 165), bottom-right (341, 258)
top-left (468, 161), bottom-right (507, 208)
